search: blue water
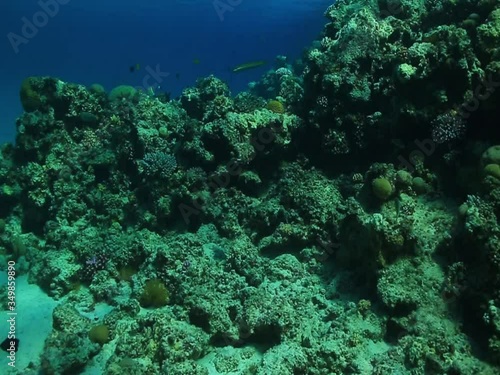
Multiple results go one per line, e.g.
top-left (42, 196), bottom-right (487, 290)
top-left (0, 0), bottom-right (330, 143)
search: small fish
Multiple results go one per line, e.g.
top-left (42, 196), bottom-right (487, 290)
top-left (193, 58), bottom-right (200, 65)
top-left (1, 337), bottom-right (19, 352)
top-left (129, 63), bottom-right (140, 73)
top-left (232, 60), bottom-right (267, 73)
top-left (175, 73), bottom-right (180, 80)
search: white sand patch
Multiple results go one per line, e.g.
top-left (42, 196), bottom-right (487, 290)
top-left (0, 273), bottom-right (59, 373)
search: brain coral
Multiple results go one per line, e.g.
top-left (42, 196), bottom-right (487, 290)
top-left (266, 99), bottom-right (285, 114)
top-left (372, 177), bottom-right (393, 200)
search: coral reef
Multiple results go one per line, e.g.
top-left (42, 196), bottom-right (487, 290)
top-left (2, 0), bottom-right (500, 374)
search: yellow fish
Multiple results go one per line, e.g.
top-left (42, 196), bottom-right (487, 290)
top-left (232, 60), bottom-right (267, 73)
